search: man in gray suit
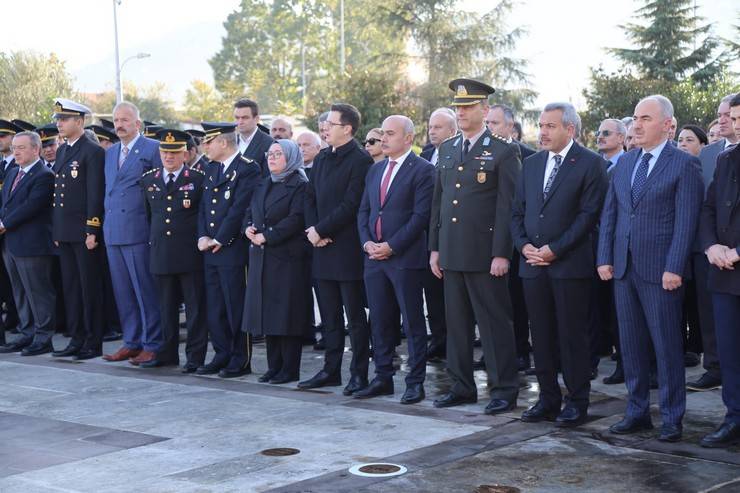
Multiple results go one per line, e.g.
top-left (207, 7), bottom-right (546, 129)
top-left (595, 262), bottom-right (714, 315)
top-left (687, 93), bottom-right (738, 392)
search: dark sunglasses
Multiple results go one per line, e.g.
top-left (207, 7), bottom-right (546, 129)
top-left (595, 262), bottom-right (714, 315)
top-left (364, 138), bottom-right (381, 146)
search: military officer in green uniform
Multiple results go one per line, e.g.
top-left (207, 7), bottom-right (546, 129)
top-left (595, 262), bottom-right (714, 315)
top-left (429, 78), bottom-right (522, 414)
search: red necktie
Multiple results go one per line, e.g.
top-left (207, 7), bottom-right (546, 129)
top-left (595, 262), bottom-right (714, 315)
top-left (10, 170), bottom-right (25, 192)
top-left (375, 160), bottom-right (397, 241)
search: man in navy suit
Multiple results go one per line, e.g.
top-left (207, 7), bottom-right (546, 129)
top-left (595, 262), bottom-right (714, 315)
top-left (101, 102), bottom-right (163, 367)
top-left (511, 102), bottom-right (607, 427)
top-left (598, 95), bottom-right (704, 442)
top-left (0, 132), bottom-right (56, 356)
top-left (234, 98), bottom-right (274, 177)
top-left (356, 115), bottom-right (435, 404)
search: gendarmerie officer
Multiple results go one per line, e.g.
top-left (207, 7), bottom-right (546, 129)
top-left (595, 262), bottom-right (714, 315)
top-left (140, 130), bottom-right (208, 370)
top-left (429, 79), bottom-right (521, 414)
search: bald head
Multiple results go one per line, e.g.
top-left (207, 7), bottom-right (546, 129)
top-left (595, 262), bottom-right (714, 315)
top-left (296, 131), bottom-right (321, 165)
top-left (428, 108), bottom-right (457, 147)
top-left (381, 115), bottom-right (414, 159)
top-left (270, 117), bottom-right (293, 139)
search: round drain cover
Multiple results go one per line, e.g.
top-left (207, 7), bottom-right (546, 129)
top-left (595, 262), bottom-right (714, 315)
top-left (260, 448), bottom-right (300, 456)
top-left (474, 486), bottom-right (521, 493)
top-left (348, 463), bottom-right (407, 478)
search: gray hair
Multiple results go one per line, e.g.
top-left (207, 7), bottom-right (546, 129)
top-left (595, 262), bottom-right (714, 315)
top-left (113, 101), bottom-right (141, 121)
top-left (297, 130), bottom-right (321, 147)
top-left (318, 111), bottom-right (329, 124)
top-left (215, 131), bottom-right (238, 149)
top-left (429, 107), bottom-right (458, 131)
top-left (543, 102), bottom-right (581, 133)
top-left (272, 116), bottom-right (293, 131)
top-left (721, 93), bottom-right (736, 105)
top-left (621, 116), bottom-right (634, 129)
top-left (489, 104), bottom-right (515, 125)
top-left (638, 94), bottom-right (674, 119)
top-left (13, 131), bottom-right (41, 149)
top-left (384, 115), bottom-right (415, 135)
top-left (600, 118), bottom-right (627, 136)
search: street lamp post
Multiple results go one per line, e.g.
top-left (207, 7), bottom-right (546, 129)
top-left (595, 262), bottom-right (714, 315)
top-left (113, 0), bottom-right (122, 103)
top-left (118, 53), bottom-right (151, 102)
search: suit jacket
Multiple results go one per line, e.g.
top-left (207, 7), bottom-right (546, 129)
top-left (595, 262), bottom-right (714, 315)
top-left (511, 142), bottom-right (608, 279)
top-left (0, 161), bottom-right (55, 257)
top-left (0, 158), bottom-right (17, 194)
top-left (198, 154), bottom-right (261, 266)
top-left (699, 139), bottom-right (731, 194)
top-left (420, 144), bottom-right (435, 162)
top-left (517, 141), bottom-right (536, 160)
top-left (52, 135), bottom-right (105, 243)
top-left (104, 135), bottom-right (162, 245)
top-left (597, 143), bottom-right (704, 283)
top-left (429, 128), bottom-right (521, 271)
top-left (305, 139), bottom-right (373, 281)
top-left (700, 144), bottom-right (740, 295)
top-left (357, 152), bottom-right (435, 270)
top-left (142, 166), bottom-right (205, 274)
top-left (242, 129), bottom-right (274, 177)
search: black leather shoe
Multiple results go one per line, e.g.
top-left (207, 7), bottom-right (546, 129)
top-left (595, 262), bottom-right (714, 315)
top-left (181, 363), bottom-right (200, 374)
top-left (21, 341), bottom-right (54, 356)
top-left (354, 378), bottom-right (394, 399)
top-left (472, 356), bottom-right (486, 371)
top-left (139, 358), bottom-right (163, 369)
top-left (687, 372), bottom-right (722, 392)
top-left (196, 361), bottom-right (225, 375)
top-left (484, 397), bottom-right (516, 415)
top-left (521, 401), bottom-right (560, 423)
top-left (433, 392), bottom-right (477, 408)
top-left (218, 363), bottom-right (251, 378)
top-left (701, 422), bottom-right (740, 448)
top-left (658, 423), bottom-right (682, 442)
top-left (269, 373), bottom-right (299, 385)
top-left (297, 370), bottom-right (341, 389)
top-left (52, 344), bottom-right (81, 357)
top-left (342, 375), bottom-right (368, 396)
top-left (427, 343), bottom-right (446, 360)
top-left (103, 331), bottom-right (123, 342)
top-left (0, 339), bottom-right (32, 353)
top-left (258, 370), bottom-right (278, 383)
top-left (517, 355), bottom-right (531, 372)
top-left (609, 416), bottom-right (654, 434)
top-left (683, 351), bottom-right (700, 368)
top-left (603, 365), bottom-right (625, 385)
top-left (555, 405), bottom-right (588, 428)
top-left (74, 349), bottom-right (101, 360)
top-left (590, 367), bottom-right (599, 381)
top-left (400, 383), bottom-right (425, 405)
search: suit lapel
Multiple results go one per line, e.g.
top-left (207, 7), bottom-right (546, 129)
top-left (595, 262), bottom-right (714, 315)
top-left (382, 153), bottom-right (416, 206)
top-left (633, 143), bottom-right (673, 207)
top-left (7, 161), bottom-right (40, 201)
top-left (542, 143), bottom-right (579, 208)
top-left (57, 141), bottom-right (82, 173)
top-left (533, 152), bottom-right (548, 210)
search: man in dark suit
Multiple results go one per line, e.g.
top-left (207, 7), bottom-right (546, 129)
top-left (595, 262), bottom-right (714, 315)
top-left (598, 95), bottom-right (704, 442)
top-left (197, 122), bottom-right (261, 377)
top-left (356, 115), bottom-right (435, 404)
top-left (299, 103), bottom-right (373, 394)
top-left (511, 102), bottom-right (608, 427)
top-left (0, 131), bottom-right (56, 355)
top-left (234, 98), bottom-right (274, 177)
top-left (429, 79), bottom-right (521, 414)
top-left (142, 130), bottom-right (208, 371)
top-left (486, 104), bottom-right (535, 161)
top-left (0, 120), bottom-right (21, 344)
top-left (49, 99), bottom-right (106, 361)
top-left (698, 93), bottom-right (740, 447)
top-left (297, 131), bottom-right (321, 180)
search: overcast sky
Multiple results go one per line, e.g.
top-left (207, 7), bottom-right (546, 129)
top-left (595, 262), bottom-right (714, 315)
top-left (6, 0), bottom-right (738, 111)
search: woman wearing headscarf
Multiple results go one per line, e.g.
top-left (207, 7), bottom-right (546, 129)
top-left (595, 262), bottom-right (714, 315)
top-left (242, 139), bottom-right (310, 384)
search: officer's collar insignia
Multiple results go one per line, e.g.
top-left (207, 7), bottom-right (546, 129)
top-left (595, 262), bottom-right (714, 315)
top-left (453, 137), bottom-right (460, 147)
top-left (456, 85), bottom-right (468, 96)
top-left (483, 137), bottom-right (490, 146)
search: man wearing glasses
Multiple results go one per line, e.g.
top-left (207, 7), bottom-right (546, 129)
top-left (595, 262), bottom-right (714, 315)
top-left (596, 119), bottom-right (626, 173)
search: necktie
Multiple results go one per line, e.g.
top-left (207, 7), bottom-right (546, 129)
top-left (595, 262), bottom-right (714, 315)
top-left (119, 145), bottom-right (129, 169)
top-left (375, 160), bottom-right (398, 241)
top-left (631, 152), bottom-right (652, 205)
top-left (216, 162), bottom-right (225, 181)
top-left (10, 170), bottom-right (25, 193)
top-left (46, 161), bottom-right (54, 169)
top-left (166, 173), bottom-right (176, 193)
top-left (543, 154), bottom-right (562, 199)
top-left (463, 139), bottom-right (470, 158)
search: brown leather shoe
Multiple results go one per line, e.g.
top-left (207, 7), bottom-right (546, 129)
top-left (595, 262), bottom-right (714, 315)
top-left (102, 347), bottom-right (142, 362)
top-left (129, 351), bottom-right (156, 366)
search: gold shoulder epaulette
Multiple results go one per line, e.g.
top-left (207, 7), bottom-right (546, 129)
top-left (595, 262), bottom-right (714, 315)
top-left (491, 133), bottom-right (509, 143)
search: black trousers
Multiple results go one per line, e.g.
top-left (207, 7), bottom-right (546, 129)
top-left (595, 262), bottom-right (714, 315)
top-left (509, 249), bottom-right (530, 358)
top-left (423, 265), bottom-right (446, 348)
top-left (523, 273), bottom-right (592, 409)
top-left (154, 270), bottom-right (208, 366)
top-left (692, 253), bottom-right (720, 378)
top-left (266, 335), bottom-right (302, 378)
top-left (0, 243), bottom-right (19, 331)
top-left (205, 264), bottom-right (251, 369)
top-left (315, 279), bottom-right (369, 381)
top-left (101, 251), bottom-right (121, 334)
top-left (50, 256), bottom-right (66, 333)
top-left (58, 241), bottom-right (105, 351)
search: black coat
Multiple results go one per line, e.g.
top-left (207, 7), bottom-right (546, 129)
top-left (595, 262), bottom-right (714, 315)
top-left (242, 173), bottom-right (310, 336)
top-left (142, 166), bottom-right (205, 275)
top-left (304, 139), bottom-right (372, 281)
top-left (52, 136), bottom-right (105, 242)
top-left (700, 144), bottom-right (740, 295)
top-left (242, 129), bottom-right (274, 177)
top-left (517, 141), bottom-right (536, 160)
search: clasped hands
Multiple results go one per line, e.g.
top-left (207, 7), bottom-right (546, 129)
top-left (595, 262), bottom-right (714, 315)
top-left (198, 236), bottom-right (222, 253)
top-left (245, 226), bottom-right (266, 246)
top-left (364, 241), bottom-right (392, 261)
top-left (522, 243), bottom-right (556, 266)
top-left (305, 226), bottom-right (332, 248)
top-left (706, 244), bottom-right (739, 271)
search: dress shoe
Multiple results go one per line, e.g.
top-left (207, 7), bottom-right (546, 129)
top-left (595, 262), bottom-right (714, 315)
top-left (658, 423), bottom-right (682, 442)
top-left (269, 373), bottom-right (299, 385)
top-left (521, 401), bottom-right (560, 423)
top-left (517, 354), bottom-right (531, 372)
top-left (472, 356), bottom-right (486, 371)
top-left (181, 363), bottom-right (200, 374)
top-left (354, 378), bottom-right (394, 399)
top-left (259, 370), bottom-right (278, 383)
top-left (433, 392), bottom-right (477, 408)
top-left (74, 349), bottom-right (101, 361)
top-left (603, 365), bottom-right (625, 385)
top-left (683, 351), bottom-right (700, 368)
top-left (102, 347), bottom-right (141, 362)
top-left (590, 367), bottom-right (599, 381)
top-left (484, 397), bottom-right (516, 415)
top-left (400, 383), bottom-right (425, 405)
top-left (342, 375), bottom-right (368, 396)
top-left (218, 363), bottom-right (251, 378)
top-left (686, 372), bottom-right (722, 391)
top-left (427, 343), bottom-right (446, 360)
top-left (21, 341), bottom-right (54, 356)
top-left (128, 351), bottom-right (156, 366)
top-left (0, 339), bottom-right (32, 353)
top-left (102, 331), bottom-right (123, 342)
top-left (196, 361), bottom-right (225, 375)
top-left (52, 344), bottom-right (82, 357)
top-left (555, 405), bottom-right (588, 428)
top-left (298, 370), bottom-right (341, 389)
top-left (609, 416), bottom-right (654, 435)
top-left (139, 357), bottom-right (164, 368)
top-left (700, 422), bottom-right (740, 448)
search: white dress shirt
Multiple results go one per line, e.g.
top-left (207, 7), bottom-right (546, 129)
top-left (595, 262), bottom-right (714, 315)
top-left (238, 128), bottom-right (258, 155)
top-left (380, 148), bottom-right (412, 192)
top-left (543, 139), bottom-right (574, 191)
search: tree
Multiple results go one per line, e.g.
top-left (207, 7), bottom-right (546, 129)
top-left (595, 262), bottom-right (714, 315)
top-left (0, 51), bottom-right (75, 124)
top-left (82, 82), bottom-right (179, 125)
top-left (183, 80), bottom-right (232, 121)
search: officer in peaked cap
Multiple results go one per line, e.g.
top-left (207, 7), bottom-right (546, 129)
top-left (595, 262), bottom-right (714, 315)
top-left (429, 78), bottom-right (522, 414)
top-left (0, 119), bottom-right (22, 344)
top-left (0, 119), bottom-right (23, 182)
top-left (185, 131), bottom-right (211, 173)
top-left (36, 124), bottom-right (60, 169)
top-left (143, 121), bottom-right (163, 138)
top-left (99, 118), bottom-right (115, 130)
top-left (11, 119), bottom-right (36, 132)
top-left (85, 124), bottom-right (119, 150)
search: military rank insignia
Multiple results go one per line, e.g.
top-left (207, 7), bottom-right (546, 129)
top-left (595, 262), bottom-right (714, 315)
top-left (224, 190), bottom-right (231, 200)
top-left (477, 171), bottom-right (486, 183)
top-left (183, 199), bottom-right (191, 209)
top-left (70, 162), bottom-right (79, 179)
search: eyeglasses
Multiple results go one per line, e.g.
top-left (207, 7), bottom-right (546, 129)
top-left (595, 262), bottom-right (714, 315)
top-left (325, 120), bottom-right (347, 128)
top-left (595, 130), bottom-right (615, 137)
top-left (10, 145), bottom-right (31, 151)
top-left (265, 151), bottom-right (284, 159)
top-left (364, 138), bottom-right (381, 146)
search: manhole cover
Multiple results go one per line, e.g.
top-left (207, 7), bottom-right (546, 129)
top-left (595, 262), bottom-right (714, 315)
top-left (474, 486), bottom-right (521, 493)
top-left (260, 448), bottom-right (300, 456)
top-left (348, 463), bottom-right (407, 478)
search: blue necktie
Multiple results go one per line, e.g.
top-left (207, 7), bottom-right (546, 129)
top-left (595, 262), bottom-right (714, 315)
top-left (543, 154), bottom-right (562, 199)
top-left (631, 152), bottom-right (652, 205)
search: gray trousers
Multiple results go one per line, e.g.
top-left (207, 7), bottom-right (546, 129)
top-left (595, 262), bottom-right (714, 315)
top-left (2, 247), bottom-right (56, 345)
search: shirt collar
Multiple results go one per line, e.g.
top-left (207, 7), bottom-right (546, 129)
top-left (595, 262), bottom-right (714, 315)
top-left (462, 127), bottom-right (486, 149)
top-left (640, 139), bottom-right (669, 161)
top-left (122, 134), bottom-right (141, 152)
top-left (725, 138), bottom-right (737, 150)
top-left (163, 165), bottom-right (185, 181)
top-left (388, 148), bottom-right (413, 167)
top-left (67, 137), bottom-right (81, 147)
top-left (18, 159), bottom-right (39, 173)
top-left (548, 139), bottom-right (574, 162)
top-left (223, 151), bottom-right (241, 171)
top-left (239, 128), bottom-right (258, 145)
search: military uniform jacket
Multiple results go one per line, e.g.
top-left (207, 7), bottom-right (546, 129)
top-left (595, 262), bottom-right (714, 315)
top-left (52, 136), bottom-right (105, 243)
top-left (190, 155), bottom-right (212, 173)
top-left (0, 158), bottom-right (17, 195)
top-left (142, 166), bottom-right (205, 275)
top-left (429, 128), bottom-right (521, 272)
top-left (198, 154), bottom-right (261, 266)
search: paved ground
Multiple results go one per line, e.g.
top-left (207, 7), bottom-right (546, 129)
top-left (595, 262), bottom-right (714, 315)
top-left (0, 333), bottom-right (738, 492)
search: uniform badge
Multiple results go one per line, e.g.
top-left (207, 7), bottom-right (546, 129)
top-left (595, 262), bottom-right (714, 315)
top-left (483, 137), bottom-right (490, 146)
top-left (147, 186), bottom-right (154, 192)
top-left (224, 190), bottom-right (231, 200)
top-left (477, 171), bottom-right (487, 183)
top-left (183, 199), bottom-right (191, 208)
top-left (70, 165), bottom-right (78, 179)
